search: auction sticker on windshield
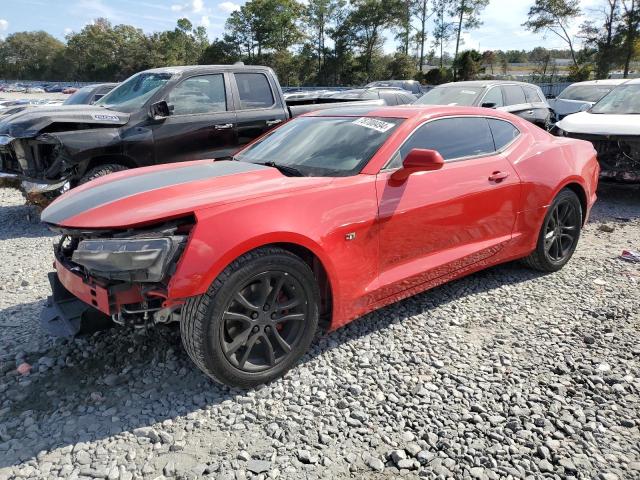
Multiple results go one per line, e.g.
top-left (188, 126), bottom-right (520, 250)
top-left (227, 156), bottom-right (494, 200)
top-left (91, 113), bottom-right (121, 122)
top-left (352, 117), bottom-right (395, 133)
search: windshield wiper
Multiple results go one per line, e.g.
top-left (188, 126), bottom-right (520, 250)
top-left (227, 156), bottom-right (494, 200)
top-left (257, 161), bottom-right (305, 177)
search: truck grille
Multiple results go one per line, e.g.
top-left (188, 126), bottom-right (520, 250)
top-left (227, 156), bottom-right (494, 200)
top-left (0, 147), bottom-right (21, 174)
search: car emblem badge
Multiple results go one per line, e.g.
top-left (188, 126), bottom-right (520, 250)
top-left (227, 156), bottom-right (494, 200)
top-left (345, 232), bottom-right (356, 241)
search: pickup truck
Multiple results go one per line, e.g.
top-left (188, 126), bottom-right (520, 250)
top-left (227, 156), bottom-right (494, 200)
top-left (0, 64), bottom-right (382, 200)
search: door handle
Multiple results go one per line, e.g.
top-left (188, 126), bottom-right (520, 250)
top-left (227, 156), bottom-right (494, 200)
top-left (526, 110), bottom-right (534, 114)
top-left (489, 171), bottom-right (509, 182)
top-left (266, 119), bottom-right (282, 126)
top-left (214, 123), bottom-right (234, 130)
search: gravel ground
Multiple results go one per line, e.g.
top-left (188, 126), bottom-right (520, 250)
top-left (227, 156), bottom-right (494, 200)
top-left (0, 184), bottom-right (639, 480)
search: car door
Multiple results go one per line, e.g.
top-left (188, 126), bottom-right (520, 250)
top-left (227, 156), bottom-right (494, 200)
top-left (374, 116), bottom-right (521, 299)
top-left (232, 72), bottom-right (288, 146)
top-left (152, 72), bottom-right (238, 163)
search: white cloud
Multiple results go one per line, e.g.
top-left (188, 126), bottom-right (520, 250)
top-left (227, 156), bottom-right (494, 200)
top-left (0, 19), bottom-right (8, 32)
top-left (192, 0), bottom-right (204, 13)
top-left (200, 15), bottom-right (210, 27)
top-left (171, 4), bottom-right (184, 11)
top-left (218, 1), bottom-right (240, 13)
top-left (64, 27), bottom-right (73, 35)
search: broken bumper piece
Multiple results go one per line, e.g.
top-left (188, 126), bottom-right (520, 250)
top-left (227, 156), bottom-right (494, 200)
top-left (40, 272), bottom-right (112, 337)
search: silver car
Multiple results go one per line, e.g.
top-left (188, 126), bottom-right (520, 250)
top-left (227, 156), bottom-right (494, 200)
top-left (415, 80), bottom-right (551, 128)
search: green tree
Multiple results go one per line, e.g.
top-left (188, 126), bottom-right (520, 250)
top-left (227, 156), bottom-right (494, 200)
top-left (580, 1), bottom-right (621, 78)
top-left (450, 0), bottom-right (489, 80)
top-left (452, 48), bottom-right (482, 79)
top-left (621, 0), bottom-right (640, 77)
top-left (349, 0), bottom-right (403, 81)
top-left (523, 0), bottom-right (581, 66)
top-left (306, 0), bottom-right (343, 83)
top-left (432, 0), bottom-right (454, 68)
top-left (0, 31), bottom-right (64, 80)
top-left (386, 52), bottom-right (418, 78)
top-left (148, 18), bottom-right (208, 67)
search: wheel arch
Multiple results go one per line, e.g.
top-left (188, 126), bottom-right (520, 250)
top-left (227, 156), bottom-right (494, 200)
top-left (83, 154), bottom-right (138, 175)
top-left (169, 232), bottom-right (338, 330)
top-left (555, 179), bottom-right (588, 225)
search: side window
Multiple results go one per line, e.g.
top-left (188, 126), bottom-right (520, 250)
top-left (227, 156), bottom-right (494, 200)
top-left (503, 85), bottom-right (526, 106)
top-left (169, 74), bottom-right (226, 115)
top-left (399, 117), bottom-right (495, 162)
top-left (235, 73), bottom-right (274, 109)
top-left (481, 87), bottom-right (504, 107)
top-left (488, 118), bottom-right (520, 150)
top-left (524, 86), bottom-right (543, 103)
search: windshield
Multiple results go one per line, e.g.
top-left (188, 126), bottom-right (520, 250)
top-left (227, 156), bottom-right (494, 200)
top-left (414, 86), bottom-right (482, 106)
top-left (236, 116), bottom-right (403, 176)
top-left (558, 85), bottom-right (614, 103)
top-left (63, 86), bottom-right (95, 105)
top-left (95, 72), bottom-right (172, 112)
top-left (591, 84), bottom-right (640, 114)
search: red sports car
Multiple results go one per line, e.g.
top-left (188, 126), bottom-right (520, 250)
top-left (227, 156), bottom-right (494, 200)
top-left (40, 106), bottom-right (599, 388)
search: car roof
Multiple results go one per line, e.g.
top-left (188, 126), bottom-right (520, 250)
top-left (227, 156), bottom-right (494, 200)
top-left (434, 80), bottom-right (540, 88)
top-left (142, 65), bottom-right (272, 75)
top-left (622, 78), bottom-right (640, 85)
top-left (306, 104), bottom-right (520, 121)
top-left (568, 79), bottom-right (630, 86)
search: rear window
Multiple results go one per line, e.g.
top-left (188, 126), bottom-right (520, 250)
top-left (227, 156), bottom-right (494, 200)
top-left (503, 85), bottom-right (526, 105)
top-left (235, 73), bottom-right (274, 109)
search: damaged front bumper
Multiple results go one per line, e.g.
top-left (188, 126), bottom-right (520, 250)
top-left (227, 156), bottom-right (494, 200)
top-left (41, 258), bottom-right (146, 337)
top-left (0, 133), bottom-right (74, 194)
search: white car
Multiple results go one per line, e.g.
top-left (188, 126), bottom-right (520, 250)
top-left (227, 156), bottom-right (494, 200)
top-left (555, 79), bottom-right (640, 182)
top-left (549, 79), bottom-right (629, 123)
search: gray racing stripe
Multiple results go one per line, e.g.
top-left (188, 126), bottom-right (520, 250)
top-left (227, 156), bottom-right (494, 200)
top-left (41, 161), bottom-right (267, 225)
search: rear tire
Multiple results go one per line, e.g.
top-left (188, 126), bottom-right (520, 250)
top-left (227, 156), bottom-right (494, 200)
top-left (523, 189), bottom-right (582, 272)
top-left (181, 247), bottom-right (320, 389)
top-left (78, 163), bottom-right (128, 185)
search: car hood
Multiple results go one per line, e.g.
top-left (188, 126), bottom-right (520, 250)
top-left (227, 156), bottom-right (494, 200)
top-left (557, 111), bottom-right (640, 136)
top-left (0, 105), bottom-right (129, 138)
top-left (41, 160), bottom-right (333, 229)
top-left (548, 99), bottom-right (592, 118)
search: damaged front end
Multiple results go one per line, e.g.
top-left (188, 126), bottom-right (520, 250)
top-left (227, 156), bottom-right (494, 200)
top-left (41, 218), bottom-right (193, 337)
top-left (559, 132), bottom-right (640, 183)
top-left (0, 106), bottom-right (131, 201)
top-left (0, 133), bottom-right (74, 201)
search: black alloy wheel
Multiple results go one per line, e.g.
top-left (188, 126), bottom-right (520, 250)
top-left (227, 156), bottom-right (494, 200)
top-left (543, 198), bottom-right (580, 263)
top-left (181, 247), bottom-right (320, 388)
top-left (523, 188), bottom-right (582, 272)
top-left (221, 271), bottom-right (309, 372)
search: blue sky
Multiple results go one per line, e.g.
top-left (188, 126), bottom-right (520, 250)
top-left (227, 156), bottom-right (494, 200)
top-left (0, 0), bottom-right (598, 53)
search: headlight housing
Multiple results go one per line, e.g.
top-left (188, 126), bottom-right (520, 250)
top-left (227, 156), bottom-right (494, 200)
top-left (71, 236), bottom-right (186, 282)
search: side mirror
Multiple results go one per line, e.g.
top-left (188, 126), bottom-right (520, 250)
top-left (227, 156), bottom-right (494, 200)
top-left (481, 102), bottom-right (497, 108)
top-left (149, 100), bottom-right (170, 120)
top-left (392, 149), bottom-right (444, 181)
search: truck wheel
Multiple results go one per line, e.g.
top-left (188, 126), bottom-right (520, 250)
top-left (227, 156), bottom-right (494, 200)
top-left (181, 247), bottom-right (320, 388)
top-left (522, 189), bottom-right (582, 272)
top-left (78, 164), bottom-right (128, 185)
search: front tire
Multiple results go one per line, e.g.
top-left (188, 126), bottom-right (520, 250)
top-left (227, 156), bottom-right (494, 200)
top-left (181, 247), bottom-right (320, 388)
top-left (523, 189), bottom-right (582, 272)
top-left (78, 163), bottom-right (128, 185)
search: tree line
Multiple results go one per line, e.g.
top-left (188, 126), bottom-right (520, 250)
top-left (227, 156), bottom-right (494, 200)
top-left (1, 0), bottom-right (639, 86)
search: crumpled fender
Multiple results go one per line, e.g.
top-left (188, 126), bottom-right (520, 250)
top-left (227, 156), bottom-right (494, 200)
top-left (0, 105), bottom-right (129, 138)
